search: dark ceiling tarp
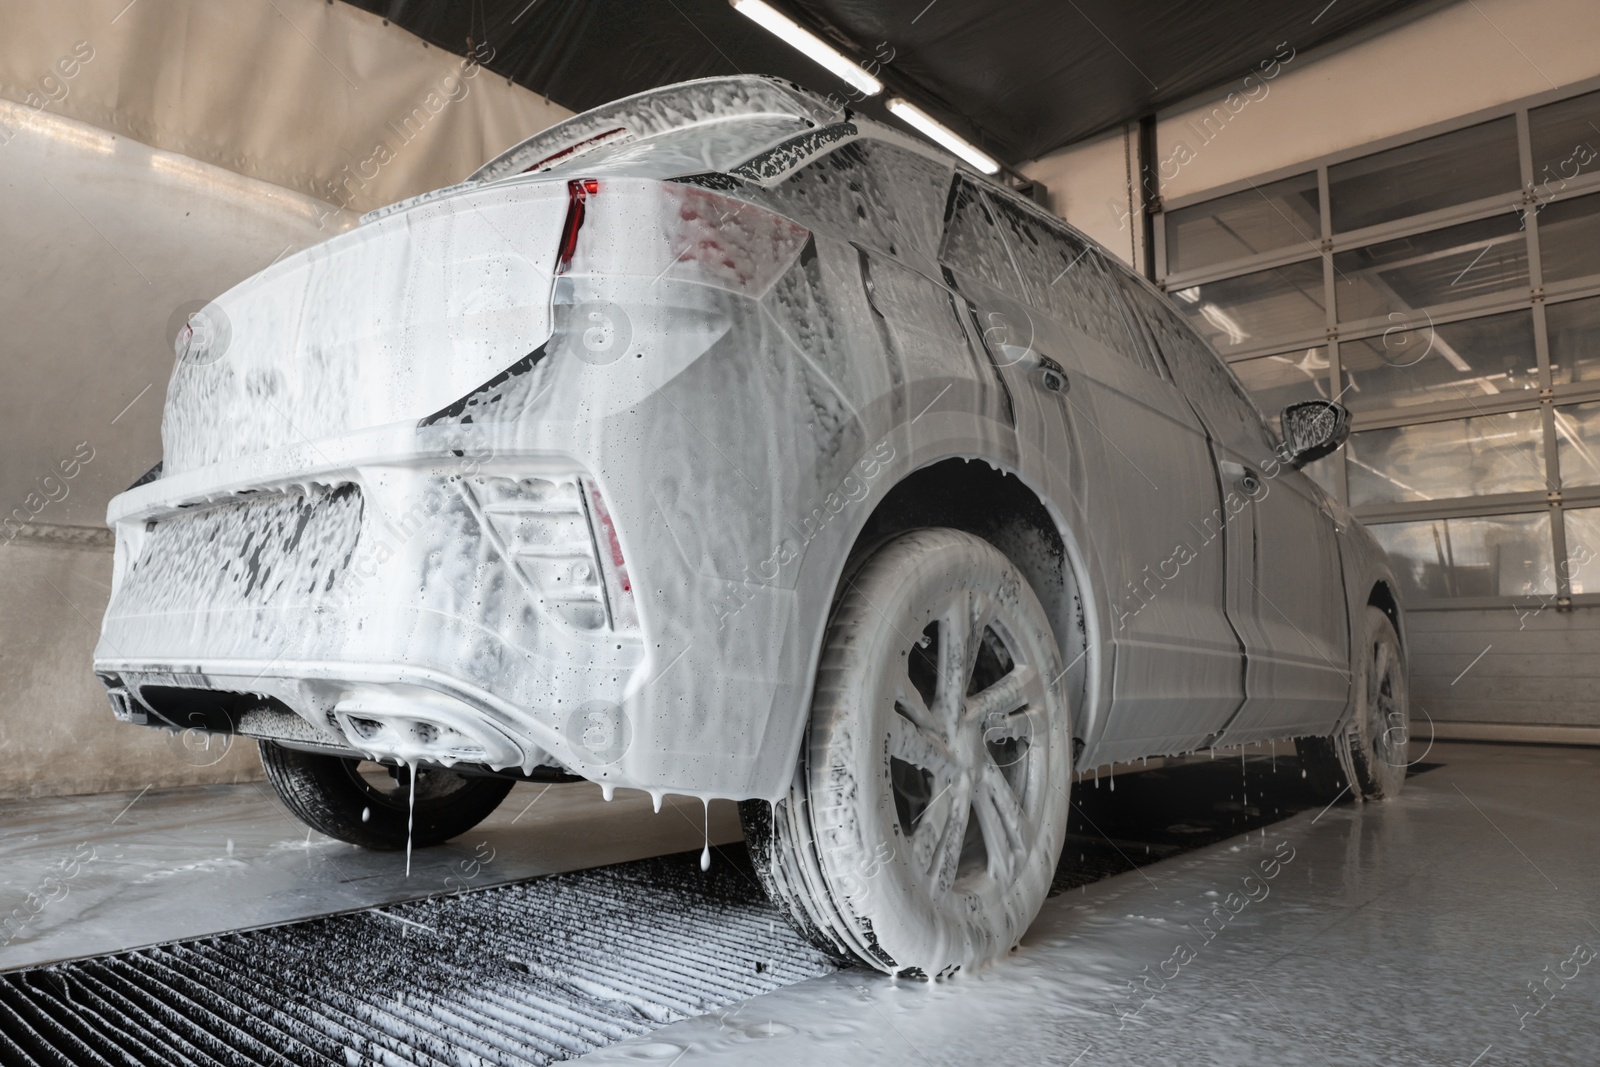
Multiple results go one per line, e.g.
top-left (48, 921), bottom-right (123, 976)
top-left (346, 0), bottom-right (1447, 164)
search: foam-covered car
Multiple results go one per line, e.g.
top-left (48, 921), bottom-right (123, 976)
top-left (95, 75), bottom-right (1408, 977)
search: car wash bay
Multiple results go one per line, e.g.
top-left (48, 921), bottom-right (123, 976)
top-left (5, 1), bottom-right (1600, 1065)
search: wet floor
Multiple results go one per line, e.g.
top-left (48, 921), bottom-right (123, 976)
top-left (582, 742), bottom-right (1600, 1067)
top-left (3, 741), bottom-right (1596, 1065)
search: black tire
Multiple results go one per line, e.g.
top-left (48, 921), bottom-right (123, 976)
top-left (259, 741), bottom-right (515, 849)
top-left (744, 528), bottom-right (1072, 977)
top-left (1295, 733), bottom-right (1349, 800)
top-left (1296, 605), bottom-right (1410, 802)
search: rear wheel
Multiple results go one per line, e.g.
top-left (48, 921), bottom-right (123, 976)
top-left (744, 528), bottom-right (1071, 977)
top-left (1297, 605), bottom-right (1409, 801)
top-left (259, 741), bottom-right (514, 849)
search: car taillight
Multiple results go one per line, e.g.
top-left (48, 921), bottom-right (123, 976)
top-left (553, 177), bottom-right (809, 296)
top-left (557, 178), bottom-right (599, 274)
top-left (520, 127), bottom-right (630, 175)
top-left (582, 478), bottom-right (639, 631)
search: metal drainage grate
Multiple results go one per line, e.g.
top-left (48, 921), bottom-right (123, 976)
top-left (0, 852), bottom-right (837, 1066)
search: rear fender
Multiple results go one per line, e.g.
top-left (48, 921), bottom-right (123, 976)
top-left (750, 420), bottom-right (1112, 802)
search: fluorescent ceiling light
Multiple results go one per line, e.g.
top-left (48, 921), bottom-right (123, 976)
top-left (885, 97), bottom-right (1000, 174)
top-left (730, 0), bottom-right (882, 96)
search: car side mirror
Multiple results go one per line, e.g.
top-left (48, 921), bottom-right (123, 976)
top-left (1280, 399), bottom-right (1351, 469)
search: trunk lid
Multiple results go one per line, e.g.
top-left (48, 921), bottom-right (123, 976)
top-left (162, 182), bottom-right (568, 474)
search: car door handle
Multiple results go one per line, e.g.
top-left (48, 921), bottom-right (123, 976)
top-left (1033, 354), bottom-right (1068, 394)
top-left (1219, 459), bottom-right (1260, 496)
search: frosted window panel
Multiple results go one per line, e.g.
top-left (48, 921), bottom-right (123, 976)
top-left (1338, 310), bottom-right (1538, 413)
top-left (941, 180), bottom-right (1022, 296)
top-left (1230, 348), bottom-right (1330, 428)
top-left (1347, 410), bottom-right (1547, 505)
top-left (758, 140), bottom-right (951, 267)
top-left (1534, 192), bottom-right (1600, 287)
top-left (1116, 272), bottom-right (1276, 444)
top-left (1168, 259), bottom-right (1324, 352)
top-left (1334, 213), bottom-right (1528, 324)
top-left (1529, 89), bottom-right (1600, 194)
top-left (1369, 513), bottom-right (1553, 600)
top-left (1554, 401), bottom-right (1600, 488)
top-left (1547, 295), bottom-right (1600, 383)
top-left (983, 193), bottom-right (1158, 376)
top-left (1165, 172), bottom-right (1320, 274)
top-left (1561, 507), bottom-right (1600, 594)
top-left (1328, 117), bottom-right (1520, 233)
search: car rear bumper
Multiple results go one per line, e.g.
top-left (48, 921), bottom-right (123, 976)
top-left (96, 432), bottom-right (646, 778)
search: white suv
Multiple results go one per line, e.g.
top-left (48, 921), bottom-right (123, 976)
top-left (96, 76), bottom-right (1407, 977)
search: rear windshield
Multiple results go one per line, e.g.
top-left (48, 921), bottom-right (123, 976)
top-left (491, 116), bottom-right (810, 182)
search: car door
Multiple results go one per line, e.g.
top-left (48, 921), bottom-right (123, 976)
top-left (1112, 275), bottom-right (1350, 741)
top-left (961, 183), bottom-right (1247, 759)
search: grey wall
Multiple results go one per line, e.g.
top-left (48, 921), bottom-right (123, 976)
top-left (0, 103), bottom-right (345, 532)
top-left (1408, 606), bottom-right (1600, 737)
top-left (0, 533), bottom-right (263, 799)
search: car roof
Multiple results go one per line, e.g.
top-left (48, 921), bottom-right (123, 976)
top-left (468, 74), bottom-right (1136, 296)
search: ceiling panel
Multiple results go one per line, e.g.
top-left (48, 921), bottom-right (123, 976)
top-left (345, 0), bottom-right (1450, 165)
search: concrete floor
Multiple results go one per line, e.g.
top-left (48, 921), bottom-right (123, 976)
top-left (581, 742), bottom-right (1600, 1067)
top-left (0, 777), bottom-right (742, 972)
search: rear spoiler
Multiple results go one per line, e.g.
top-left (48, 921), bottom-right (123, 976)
top-left (470, 74), bottom-right (838, 184)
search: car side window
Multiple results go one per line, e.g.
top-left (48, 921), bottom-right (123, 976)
top-left (752, 138), bottom-right (951, 268)
top-left (1114, 272), bottom-right (1280, 455)
top-left (980, 187), bottom-right (1164, 378)
top-left (939, 178), bottom-right (1026, 296)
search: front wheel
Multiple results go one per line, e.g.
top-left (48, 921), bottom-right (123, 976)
top-left (1297, 605), bottom-right (1410, 801)
top-left (259, 741), bottom-right (515, 849)
top-left (744, 528), bottom-right (1072, 977)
